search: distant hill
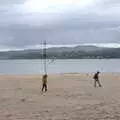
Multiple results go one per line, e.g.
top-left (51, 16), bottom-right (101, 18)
top-left (0, 45), bottom-right (120, 59)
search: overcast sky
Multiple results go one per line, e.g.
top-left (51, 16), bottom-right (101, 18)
top-left (0, 0), bottom-right (120, 50)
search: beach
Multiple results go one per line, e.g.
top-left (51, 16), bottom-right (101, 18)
top-left (0, 73), bottom-right (120, 120)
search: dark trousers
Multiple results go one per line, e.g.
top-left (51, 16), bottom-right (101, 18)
top-left (94, 79), bottom-right (101, 87)
top-left (42, 84), bottom-right (47, 92)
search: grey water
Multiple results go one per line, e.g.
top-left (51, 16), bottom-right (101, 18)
top-left (0, 59), bottom-right (119, 75)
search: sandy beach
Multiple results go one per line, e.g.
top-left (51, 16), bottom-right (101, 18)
top-left (0, 73), bottom-right (120, 120)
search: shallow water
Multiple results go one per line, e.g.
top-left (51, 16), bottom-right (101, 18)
top-left (0, 59), bottom-right (119, 75)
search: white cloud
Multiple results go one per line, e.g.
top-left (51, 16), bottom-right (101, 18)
top-left (1, 0), bottom-right (120, 26)
top-left (21, 0), bottom-right (94, 13)
top-left (83, 43), bottom-right (120, 48)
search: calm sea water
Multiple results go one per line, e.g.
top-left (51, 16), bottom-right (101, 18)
top-left (0, 59), bottom-right (119, 75)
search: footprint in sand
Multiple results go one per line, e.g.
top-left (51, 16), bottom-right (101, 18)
top-left (21, 98), bottom-right (26, 103)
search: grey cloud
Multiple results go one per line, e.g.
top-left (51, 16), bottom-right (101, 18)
top-left (0, 0), bottom-right (25, 5)
top-left (102, 0), bottom-right (120, 5)
top-left (1, 23), bottom-right (120, 48)
top-left (0, 0), bottom-right (120, 49)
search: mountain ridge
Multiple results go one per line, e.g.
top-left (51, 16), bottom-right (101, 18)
top-left (0, 45), bottom-right (120, 59)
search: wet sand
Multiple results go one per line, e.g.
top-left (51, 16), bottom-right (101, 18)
top-left (0, 73), bottom-right (120, 120)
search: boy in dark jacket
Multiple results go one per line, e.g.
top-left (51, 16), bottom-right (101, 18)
top-left (93, 71), bottom-right (102, 87)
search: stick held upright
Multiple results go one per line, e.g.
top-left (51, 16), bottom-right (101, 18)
top-left (43, 41), bottom-right (47, 74)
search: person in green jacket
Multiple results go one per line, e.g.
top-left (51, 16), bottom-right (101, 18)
top-left (41, 74), bottom-right (48, 92)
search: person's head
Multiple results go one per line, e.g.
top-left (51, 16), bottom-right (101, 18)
top-left (97, 71), bottom-right (100, 74)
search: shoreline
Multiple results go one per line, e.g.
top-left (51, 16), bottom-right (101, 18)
top-left (0, 72), bottom-right (120, 77)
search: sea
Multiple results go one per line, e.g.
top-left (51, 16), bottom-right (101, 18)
top-left (0, 59), bottom-right (119, 75)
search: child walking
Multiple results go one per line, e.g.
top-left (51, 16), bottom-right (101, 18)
top-left (41, 74), bottom-right (48, 92)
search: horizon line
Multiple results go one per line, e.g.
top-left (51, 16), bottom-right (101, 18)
top-left (0, 43), bottom-right (120, 52)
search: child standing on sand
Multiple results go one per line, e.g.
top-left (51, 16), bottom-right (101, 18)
top-left (93, 71), bottom-right (102, 87)
top-left (41, 74), bottom-right (48, 92)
